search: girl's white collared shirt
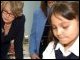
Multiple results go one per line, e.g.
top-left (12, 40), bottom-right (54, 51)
top-left (42, 36), bottom-right (79, 59)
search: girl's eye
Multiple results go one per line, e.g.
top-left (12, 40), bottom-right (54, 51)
top-left (52, 26), bottom-right (57, 29)
top-left (62, 25), bottom-right (69, 29)
top-left (61, 22), bottom-right (69, 29)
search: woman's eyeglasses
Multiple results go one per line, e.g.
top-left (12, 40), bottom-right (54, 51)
top-left (2, 10), bottom-right (14, 18)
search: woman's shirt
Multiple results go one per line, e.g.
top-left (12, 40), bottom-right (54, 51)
top-left (42, 36), bottom-right (79, 59)
top-left (1, 14), bottom-right (25, 59)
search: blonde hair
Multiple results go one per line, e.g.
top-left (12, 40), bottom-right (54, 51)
top-left (1, 1), bottom-right (24, 17)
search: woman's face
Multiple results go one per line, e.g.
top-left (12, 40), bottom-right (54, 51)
top-left (2, 2), bottom-right (15, 24)
top-left (51, 14), bottom-right (79, 45)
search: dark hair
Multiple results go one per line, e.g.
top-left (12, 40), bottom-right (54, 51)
top-left (49, 1), bottom-right (79, 20)
top-left (48, 1), bottom-right (79, 48)
top-left (40, 1), bottom-right (47, 17)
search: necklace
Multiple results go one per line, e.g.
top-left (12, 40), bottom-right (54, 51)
top-left (3, 23), bottom-right (12, 35)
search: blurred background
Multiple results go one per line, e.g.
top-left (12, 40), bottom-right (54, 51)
top-left (23, 1), bottom-right (41, 59)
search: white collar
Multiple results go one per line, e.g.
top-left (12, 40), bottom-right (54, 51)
top-left (55, 36), bottom-right (79, 56)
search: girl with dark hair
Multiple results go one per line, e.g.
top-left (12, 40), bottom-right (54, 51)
top-left (43, 1), bottom-right (79, 59)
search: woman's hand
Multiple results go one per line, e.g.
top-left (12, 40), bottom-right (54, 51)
top-left (31, 53), bottom-right (40, 59)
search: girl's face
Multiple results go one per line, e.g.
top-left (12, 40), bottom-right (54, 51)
top-left (51, 14), bottom-right (79, 45)
top-left (2, 2), bottom-right (15, 24)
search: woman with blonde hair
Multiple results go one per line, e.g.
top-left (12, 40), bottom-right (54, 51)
top-left (1, 1), bottom-right (25, 59)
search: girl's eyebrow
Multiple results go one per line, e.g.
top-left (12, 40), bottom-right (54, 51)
top-left (61, 21), bottom-right (70, 26)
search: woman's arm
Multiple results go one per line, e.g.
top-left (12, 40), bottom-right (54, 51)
top-left (14, 15), bottom-right (25, 59)
top-left (29, 11), bottom-right (37, 55)
top-left (29, 10), bottom-right (40, 59)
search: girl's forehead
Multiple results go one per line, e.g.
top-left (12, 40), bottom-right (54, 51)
top-left (51, 14), bottom-right (71, 26)
top-left (51, 14), bottom-right (70, 23)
